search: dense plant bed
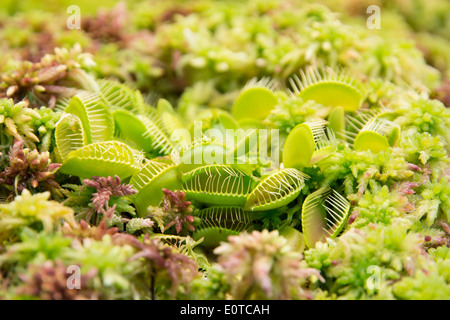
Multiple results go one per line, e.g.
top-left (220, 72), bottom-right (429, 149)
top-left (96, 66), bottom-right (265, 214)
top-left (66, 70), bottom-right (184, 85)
top-left (0, 0), bottom-right (449, 300)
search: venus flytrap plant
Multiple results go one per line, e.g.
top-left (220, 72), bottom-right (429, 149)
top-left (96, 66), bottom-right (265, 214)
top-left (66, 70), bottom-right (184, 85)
top-left (95, 80), bottom-right (174, 156)
top-left (193, 206), bottom-right (253, 248)
top-left (112, 109), bottom-right (158, 154)
top-left (192, 108), bottom-right (240, 138)
top-left (282, 120), bottom-right (337, 169)
top-left (327, 106), bottom-right (346, 139)
top-left (245, 168), bottom-right (309, 211)
top-left (301, 186), bottom-right (351, 249)
top-left (59, 141), bottom-right (143, 180)
top-left (140, 110), bottom-right (175, 156)
top-left (182, 164), bottom-right (255, 206)
top-left (289, 66), bottom-right (365, 112)
top-left (231, 78), bottom-right (279, 123)
top-left (176, 139), bottom-right (229, 173)
top-left (130, 159), bottom-right (182, 216)
top-left (97, 79), bottom-right (145, 114)
top-left (156, 98), bottom-right (185, 134)
top-left (225, 128), bottom-right (260, 168)
top-left (343, 111), bottom-right (401, 154)
top-left (278, 226), bottom-right (305, 253)
top-left (58, 92), bottom-right (114, 145)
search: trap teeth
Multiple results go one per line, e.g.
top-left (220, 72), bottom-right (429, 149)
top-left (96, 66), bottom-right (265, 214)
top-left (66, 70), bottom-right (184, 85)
top-left (301, 186), bottom-right (351, 248)
top-left (193, 206), bottom-right (253, 247)
top-left (282, 120), bottom-right (337, 168)
top-left (344, 111), bottom-right (401, 153)
top-left (289, 66), bottom-right (365, 112)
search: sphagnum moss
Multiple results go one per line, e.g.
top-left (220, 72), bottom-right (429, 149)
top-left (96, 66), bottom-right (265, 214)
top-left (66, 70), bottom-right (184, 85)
top-left (0, 0), bottom-right (449, 301)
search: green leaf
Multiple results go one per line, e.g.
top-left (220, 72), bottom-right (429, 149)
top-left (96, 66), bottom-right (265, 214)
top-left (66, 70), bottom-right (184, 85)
top-left (182, 164), bottom-right (255, 206)
top-left (232, 78), bottom-right (278, 121)
top-left (290, 67), bottom-right (364, 112)
top-left (283, 121), bottom-right (336, 168)
top-left (245, 168), bottom-right (309, 211)
top-left (130, 160), bottom-right (182, 216)
top-left (193, 206), bottom-right (253, 247)
top-left (63, 93), bottom-right (114, 144)
top-left (60, 141), bottom-right (142, 179)
top-left (113, 109), bottom-right (154, 152)
top-left (301, 186), bottom-right (351, 248)
top-left (55, 113), bottom-right (87, 161)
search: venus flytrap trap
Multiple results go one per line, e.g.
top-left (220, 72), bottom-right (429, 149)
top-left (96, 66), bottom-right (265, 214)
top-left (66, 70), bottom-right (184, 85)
top-left (54, 113), bottom-right (86, 162)
top-left (130, 159), bottom-right (182, 216)
top-left (140, 110), bottom-right (175, 156)
top-left (327, 106), bottom-right (346, 139)
top-left (112, 109), bottom-right (155, 153)
top-left (58, 92), bottom-right (114, 144)
top-left (282, 120), bottom-right (337, 169)
top-left (289, 66), bottom-right (365, 112)
top-left (156, 99), bottom-right (185, 134)
top-left (245, 168), bottom-right (309, 211)
top-left (278, 225), bottom-right (306, 253)
top-left (301, 186), bottom-right (351, 249)
top-left (113, 105), bottom-right (174, 157)
top-left (193, 108), bottom-right (240, 137)
top-left (232, 77), bottom-right (279, 124)
top-left (193, 206), bottom-right (253, 248)
top-left (97, 79), bottom-right (144, 114)
top-left (176, 139), bottom-right (229, 173)
top-left (181, 164), bottom-right (255, 206)
top-left (344, 111), bottom-right (401, 154)
top-left (59, 141), bottom-right (143, 179)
